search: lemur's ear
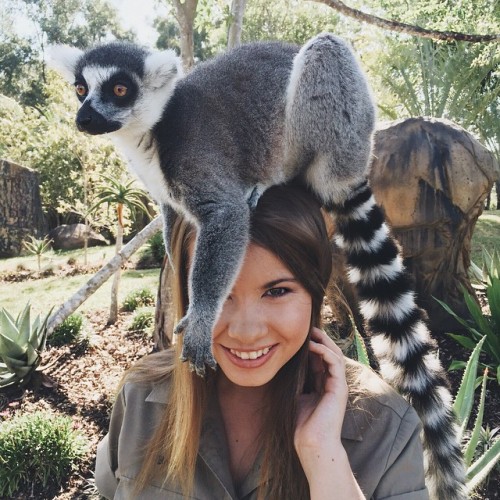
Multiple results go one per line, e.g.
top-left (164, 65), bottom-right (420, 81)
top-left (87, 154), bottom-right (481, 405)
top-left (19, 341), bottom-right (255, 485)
top-left (46, 45), bottom-right (84, 82)
top-left (144, 49), bottom-right (183, 89)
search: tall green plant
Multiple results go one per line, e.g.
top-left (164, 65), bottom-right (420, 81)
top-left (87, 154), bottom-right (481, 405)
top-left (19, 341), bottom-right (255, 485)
top-left (453, 336), bottom-right (500, 494)
top-left (436, 249), bottom-right (500, 383)
top-left (88, 175), bottom-right (151, 324)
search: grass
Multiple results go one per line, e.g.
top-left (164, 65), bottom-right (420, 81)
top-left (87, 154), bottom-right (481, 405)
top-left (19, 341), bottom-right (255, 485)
top-left (471, 210), bottom-right (500, 268)
top-left (0, 244), bottom-right (159, 318)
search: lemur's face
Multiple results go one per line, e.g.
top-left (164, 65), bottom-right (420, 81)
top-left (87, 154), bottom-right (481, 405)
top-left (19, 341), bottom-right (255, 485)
top-left (73, 66), bottom-right (140, 135)
top-left (47, 42), bottom-right (182, 136)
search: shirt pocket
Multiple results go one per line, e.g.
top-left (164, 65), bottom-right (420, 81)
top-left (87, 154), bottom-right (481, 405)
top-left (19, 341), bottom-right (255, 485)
top-left (115, 475), bottom-right (201, 500)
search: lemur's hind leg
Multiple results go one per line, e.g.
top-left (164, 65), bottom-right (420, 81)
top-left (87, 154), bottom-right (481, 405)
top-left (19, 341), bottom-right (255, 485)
top-left (285, 33), bottom-right (375, 207)
top-left (331, 182), bottom-right (467, 500)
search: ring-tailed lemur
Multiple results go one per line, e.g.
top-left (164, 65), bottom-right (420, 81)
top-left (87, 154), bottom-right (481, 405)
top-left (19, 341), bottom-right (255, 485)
top-left (48, 34), bottom-right (466, 498)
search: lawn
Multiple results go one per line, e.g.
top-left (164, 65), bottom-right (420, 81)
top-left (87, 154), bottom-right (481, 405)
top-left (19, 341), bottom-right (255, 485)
top-left (0, 243), bottom-right (161, 318)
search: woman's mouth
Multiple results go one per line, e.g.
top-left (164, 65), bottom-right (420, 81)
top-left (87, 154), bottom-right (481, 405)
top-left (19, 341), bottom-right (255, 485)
top-left (229, 347), bottom-right (271, 360)
top-left (223, 345), bottom-right (276, 367)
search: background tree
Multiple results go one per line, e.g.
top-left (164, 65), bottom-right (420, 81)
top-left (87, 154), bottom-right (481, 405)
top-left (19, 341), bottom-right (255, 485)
top-left (227, 0), bottom-right (247, 48)
top-left (168, 0), bottom-right (199, 71)
top-left (88, 176), bottom-right (151, 324)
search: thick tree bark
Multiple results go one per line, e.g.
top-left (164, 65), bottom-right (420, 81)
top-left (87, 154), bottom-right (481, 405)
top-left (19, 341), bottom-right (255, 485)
top-left (170, 0), bottom-right (198, 71)
top-left (46, 216), bottom-right (163, 335)
top-left (313, 0), bottom-right (499, 43)
top-left (227, 0), bottom-right (247, 49)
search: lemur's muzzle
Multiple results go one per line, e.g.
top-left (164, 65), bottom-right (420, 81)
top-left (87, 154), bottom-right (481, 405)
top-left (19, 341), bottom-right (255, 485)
top-left (76, 101), bottom-right (122, 135)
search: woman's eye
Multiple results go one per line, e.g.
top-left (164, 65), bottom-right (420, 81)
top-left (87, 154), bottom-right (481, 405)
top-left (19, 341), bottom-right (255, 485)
top-left (265, 287), bottom-right (289, 298)
top-left (75, 84), bottom-right (87, 97)
top-left (113, 84), bottom-right (128, 97)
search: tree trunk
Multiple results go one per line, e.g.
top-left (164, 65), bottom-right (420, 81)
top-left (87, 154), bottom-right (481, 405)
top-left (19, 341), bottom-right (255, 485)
top-left (171, 0), bottom-right (199, 72)
top-left (46, 216), bottom-right (163, 335)
top-left (227, 0), bottom-right (247, 49)
top-left (108, 204), bottom-right (124, 325)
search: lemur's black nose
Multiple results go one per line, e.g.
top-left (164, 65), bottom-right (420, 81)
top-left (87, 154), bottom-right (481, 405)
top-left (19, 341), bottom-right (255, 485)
top-left (76, 101), bottom-right (122, 135)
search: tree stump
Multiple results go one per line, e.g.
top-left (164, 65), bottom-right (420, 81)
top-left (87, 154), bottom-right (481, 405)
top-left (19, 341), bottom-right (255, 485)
top-left (0, 159), bottom-right (47, 257)
top-left (365, 117), bottom-right (499, 332)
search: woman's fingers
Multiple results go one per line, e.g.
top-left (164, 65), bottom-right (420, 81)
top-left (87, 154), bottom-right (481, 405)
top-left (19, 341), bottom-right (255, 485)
top-left (307, 328), bottom-right (347, 396)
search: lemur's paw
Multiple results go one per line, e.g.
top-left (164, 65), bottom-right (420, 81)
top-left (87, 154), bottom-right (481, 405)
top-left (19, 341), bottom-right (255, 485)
top-left (176, 315), bottom-right (217, 377)
top-left (173, 315), bottom-right (189, 336)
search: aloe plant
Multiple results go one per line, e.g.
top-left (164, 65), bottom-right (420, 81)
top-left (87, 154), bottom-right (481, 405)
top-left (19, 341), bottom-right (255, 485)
top-left (22, 235), bottom-right (53, 272)
top-left (453, 336), bottom-right (500, 494)
top-left (0, 304), bottom-right (51, 388)
top-left (436, 249), bottom-right (500, 384)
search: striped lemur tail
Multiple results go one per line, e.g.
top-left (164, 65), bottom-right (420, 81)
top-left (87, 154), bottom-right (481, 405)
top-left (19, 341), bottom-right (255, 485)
top-left (330, 181), bottom-right (467, 500)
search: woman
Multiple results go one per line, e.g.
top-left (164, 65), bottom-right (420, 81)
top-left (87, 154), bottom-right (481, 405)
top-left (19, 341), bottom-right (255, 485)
top-left (95, 185), bottom-right (429, 499)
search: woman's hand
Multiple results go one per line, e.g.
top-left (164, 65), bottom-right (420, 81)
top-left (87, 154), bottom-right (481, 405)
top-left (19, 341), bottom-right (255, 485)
top-left (294, 327), bottom-right (364, 499)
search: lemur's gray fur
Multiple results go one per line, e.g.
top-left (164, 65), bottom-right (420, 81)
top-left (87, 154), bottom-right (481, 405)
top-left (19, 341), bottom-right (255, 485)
top-left (48, 35), bottom-right (466, 498)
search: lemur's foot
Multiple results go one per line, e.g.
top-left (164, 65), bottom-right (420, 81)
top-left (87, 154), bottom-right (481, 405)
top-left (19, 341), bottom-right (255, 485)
top-left (175, 315), bottom-right (217, 377)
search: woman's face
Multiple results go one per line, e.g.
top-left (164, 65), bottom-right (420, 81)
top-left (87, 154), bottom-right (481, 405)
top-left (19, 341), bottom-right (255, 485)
top-left (212, 243), bottom-right (312, 387)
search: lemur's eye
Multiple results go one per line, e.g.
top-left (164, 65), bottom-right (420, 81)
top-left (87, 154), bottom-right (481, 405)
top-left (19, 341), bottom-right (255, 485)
top-left (75, 84), bottom-right (87, 97)
top-left (113, 84), bottom-right (128, 97)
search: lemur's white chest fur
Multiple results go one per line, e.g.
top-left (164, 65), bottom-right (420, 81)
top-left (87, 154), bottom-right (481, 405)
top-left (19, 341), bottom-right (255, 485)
top-left (112, 131), bottom-right (186, 214)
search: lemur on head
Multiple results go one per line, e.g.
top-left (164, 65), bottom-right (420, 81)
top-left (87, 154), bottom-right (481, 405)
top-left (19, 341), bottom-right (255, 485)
top-left (49, 34), bottom-right (466, 499)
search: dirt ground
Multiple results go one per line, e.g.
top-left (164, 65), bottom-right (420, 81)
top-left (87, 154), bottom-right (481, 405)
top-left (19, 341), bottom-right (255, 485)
top-left (0, 307), bottom-right (499, 499)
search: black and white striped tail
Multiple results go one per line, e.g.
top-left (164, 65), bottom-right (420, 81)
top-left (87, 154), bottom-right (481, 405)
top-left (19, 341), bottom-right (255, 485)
top-left (329, 181), bottom-right (467, 500)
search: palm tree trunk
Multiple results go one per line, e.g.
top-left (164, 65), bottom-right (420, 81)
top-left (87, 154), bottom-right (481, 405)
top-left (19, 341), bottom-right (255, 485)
top-left (108, 204), bottom-right (124, 324)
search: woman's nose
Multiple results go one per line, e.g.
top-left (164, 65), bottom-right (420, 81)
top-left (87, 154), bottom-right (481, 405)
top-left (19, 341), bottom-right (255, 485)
top-left (225, 304), bottom-right (268, 343)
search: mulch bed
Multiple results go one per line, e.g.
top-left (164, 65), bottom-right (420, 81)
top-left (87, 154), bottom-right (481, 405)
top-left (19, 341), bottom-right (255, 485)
top-left (0, 308), bottom-right (498, 499)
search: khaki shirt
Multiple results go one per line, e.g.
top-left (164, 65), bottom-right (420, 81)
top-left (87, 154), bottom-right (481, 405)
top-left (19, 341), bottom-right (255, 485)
top-left (95, 360), bottom-right (429, 499)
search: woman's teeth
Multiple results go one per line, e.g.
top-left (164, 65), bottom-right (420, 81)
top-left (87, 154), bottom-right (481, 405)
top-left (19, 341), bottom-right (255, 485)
top-left (230, 347), bottom-right (271, 360)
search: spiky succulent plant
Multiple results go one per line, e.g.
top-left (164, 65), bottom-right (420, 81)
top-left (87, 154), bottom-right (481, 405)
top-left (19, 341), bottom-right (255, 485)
top-left (0, 304), bottom-right (51, 388)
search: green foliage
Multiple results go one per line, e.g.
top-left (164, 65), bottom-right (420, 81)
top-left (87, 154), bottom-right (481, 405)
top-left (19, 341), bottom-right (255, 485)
top-left (128, 307), bottom-right (155, 335)
top-left (452, 337), bottom-right (500, 493)
top-left (88, 175), bottom-right (151, 239)
top-left (122, 288), bottom-right (156, 312)
top-left (48, 313), bottom-right (83, 347)
top-left (137, 231), bottom-right (165, 268)
top-left (0, 412), bottom-right (87, 497)
top-left (0, 84), bottom-right (127, 228)
top-left (0, 304), bottom-right (51, 388)
top-left (354, 328), bottom-right (370, 367)
top-left (367, 0), bottom-right (499, 159)
top-left (437, 249), bottom-right (500, 383)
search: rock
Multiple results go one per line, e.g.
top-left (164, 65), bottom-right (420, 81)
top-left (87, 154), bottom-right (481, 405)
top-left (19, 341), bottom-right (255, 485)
top-left (0, 159), bottom-right (47, 257)
top-left (369, 117), bottom-right (499, 332)
top-left (48, 223), bottom-right (109, 250)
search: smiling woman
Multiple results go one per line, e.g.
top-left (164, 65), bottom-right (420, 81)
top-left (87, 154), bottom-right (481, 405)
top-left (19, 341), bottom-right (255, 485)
top-left (94, 185), bottom-right (429, 500)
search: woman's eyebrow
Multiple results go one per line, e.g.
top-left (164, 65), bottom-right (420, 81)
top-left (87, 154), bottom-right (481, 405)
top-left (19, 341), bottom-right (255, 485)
top-left (263, 277), bottom-right (298, 289)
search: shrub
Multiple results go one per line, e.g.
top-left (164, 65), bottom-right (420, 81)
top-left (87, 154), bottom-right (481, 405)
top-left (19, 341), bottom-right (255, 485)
top-left (137, 230), bottom-right (165, 269)
top-left (48, 314), bottom-right (84, 347)
top-left (0, 412), bottom-right (87, 497)
top-left (128, 307), bottom-right (155, 335)
top-left (122, 288), bottom-right (156, 312)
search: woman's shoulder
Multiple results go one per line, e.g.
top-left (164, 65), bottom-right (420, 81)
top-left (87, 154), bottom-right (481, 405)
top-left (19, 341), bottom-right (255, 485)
top-left (344, 357), bottom-right (421, 429)
top-left (118, 349), bottom-right (176, 406)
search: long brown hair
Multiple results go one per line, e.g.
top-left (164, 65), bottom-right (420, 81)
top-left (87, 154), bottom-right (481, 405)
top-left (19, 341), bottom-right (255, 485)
top-left (127, 184), bottom-right (335, 498)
